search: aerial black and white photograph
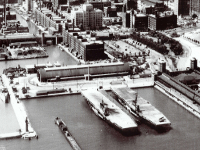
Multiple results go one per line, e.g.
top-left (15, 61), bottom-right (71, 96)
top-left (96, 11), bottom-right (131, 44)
top-left (1, 0), bottom-right (200, 149)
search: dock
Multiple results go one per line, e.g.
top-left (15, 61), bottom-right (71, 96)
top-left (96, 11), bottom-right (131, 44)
top-left (1, 74), bottom-right (37, 139)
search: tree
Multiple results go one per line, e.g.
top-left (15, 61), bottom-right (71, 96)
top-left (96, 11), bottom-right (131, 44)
top-left (192, 14), bottom-right (198, 19)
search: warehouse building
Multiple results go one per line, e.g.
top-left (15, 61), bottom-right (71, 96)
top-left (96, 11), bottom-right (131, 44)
top-left (37, 62), bottom-right (130, 82)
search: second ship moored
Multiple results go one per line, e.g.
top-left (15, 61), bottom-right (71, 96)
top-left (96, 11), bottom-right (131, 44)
top-left (111, 87), bottom-right (171, 131)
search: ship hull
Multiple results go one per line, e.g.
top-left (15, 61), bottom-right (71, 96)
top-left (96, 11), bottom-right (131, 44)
top-left (55, 118), bottom-right (81, 150)
top-left (85, 98), bottom-right (138, 135)
top-left (118, 97), bottom-right (171, 131)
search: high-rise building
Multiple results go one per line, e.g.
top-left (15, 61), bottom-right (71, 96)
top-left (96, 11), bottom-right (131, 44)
top-left (190, 0), bottom-right (200, 16)
top-left (26, 0), bottom-right (32, 12)
top-left (71, 4), bottom-right (103, 30)
top-left (174, 0), bottom-right (190, 16)
top-left (125, 0), bottom-right (137, 10)
top-left (123, 10), bottom-right (133, 28)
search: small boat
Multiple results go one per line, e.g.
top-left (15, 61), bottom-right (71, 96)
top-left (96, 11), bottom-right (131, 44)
top-left (21, 131), bottom-right (38, 140)
top-left (55, 117), bottom-right (81, 150)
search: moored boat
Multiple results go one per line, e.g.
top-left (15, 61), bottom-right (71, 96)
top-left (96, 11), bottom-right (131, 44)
top-left (111, 87), bottom-right (171, 131)
top-left (55, 117), bottom-right (81, 150)
top-left (81, 89), bottom-right (138, 135)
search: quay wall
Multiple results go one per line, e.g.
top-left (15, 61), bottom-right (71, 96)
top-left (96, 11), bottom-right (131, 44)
top-left (155, 81), bottom-right (200, 119)
top-left (1, 74), bottom-right (36, 137)
top-left (157, 73), bottom-right (200, 105)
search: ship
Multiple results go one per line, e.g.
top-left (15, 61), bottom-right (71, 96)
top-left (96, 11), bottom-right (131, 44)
top-left (55, 117), bottom-right (81, 150)
top-left (81, 89), bottom-right (138, 135)
top-left (111, 87), bottom-right (171, 131)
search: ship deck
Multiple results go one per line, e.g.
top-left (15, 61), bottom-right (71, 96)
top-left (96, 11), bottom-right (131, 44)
top-left (81, 89), bottom-right (137, 129)
top-left (111, 87), bottom-right (171, 126)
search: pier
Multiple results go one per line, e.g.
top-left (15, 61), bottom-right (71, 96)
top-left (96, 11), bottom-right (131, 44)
top-left (1, 74), bottom-right (37, 139)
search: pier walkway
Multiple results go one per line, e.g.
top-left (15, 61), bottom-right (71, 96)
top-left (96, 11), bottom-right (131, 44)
top-left (1, 74), bottom-right (37, 139)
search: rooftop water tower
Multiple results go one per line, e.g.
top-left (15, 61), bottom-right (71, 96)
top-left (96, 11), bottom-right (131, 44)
top-left (190, 57), bottom-right (197, 70)
top-left (158, 59), bottom-right (166, 73)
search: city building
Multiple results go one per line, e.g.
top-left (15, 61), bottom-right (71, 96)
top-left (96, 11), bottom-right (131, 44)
top-left (133, 14), bottom-right (148, 31)
top-left (174, 0), bottom-right (190, 16)
top-left (148, 11), bottom-right (177, 30)
top-left (125, 0), bottom-right (137, 10)
top-left (34, 7), bottom-right (65, 34)
top-left (190, 0), bottom-right (200, 16)
top-left (104, 6), bottom-right (117, 17)
top-left (138, 0), bottom-right (166, 14)
top-left (62, 30), bottom-right (105, 61)
top-left (26, 0), bottom-right (33, 12)
top-left (71, 4), bottom-right (103, 30)
top-left (51, 0), bottom-right (67, 9)
top-left (123, 10), bottom-right (133, 28)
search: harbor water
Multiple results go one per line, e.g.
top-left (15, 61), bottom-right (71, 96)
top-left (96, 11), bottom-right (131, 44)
top-left (1, 87), bottom-right (200, 149)
top-left (1, 13), bottom-right (200, 150)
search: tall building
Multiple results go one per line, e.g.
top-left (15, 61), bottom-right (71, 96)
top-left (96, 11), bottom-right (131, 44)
top-left (26, 0), bottom-right (32, 12)
top-left (148, 11), bottom-right (177, 30)
top-left (71, 4), bottom-right (103, 30)
top-left (123, 10), bottom-right (133, 28)
top-left (125, 0), bottom-right (137, 10)
top-left (174, 0), bottom-right (190, 16)
top-left (190, 0), bottom-right (200, 16)
top-left (133, 14), bottom-right (148, 31)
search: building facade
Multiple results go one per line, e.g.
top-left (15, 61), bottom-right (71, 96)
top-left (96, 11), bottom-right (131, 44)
top-left (148, 11), bottom-right (177, 30)
top-left (174, 0), bottom-right (190, 16)
top-left (104, 6), bottom-right (117, 17)
top-left (62, 30), bottom-right (105, 61)
top-left (71, 4), bottom-right (103, 30)
top-left (133, 14), bottom-right (148, 31)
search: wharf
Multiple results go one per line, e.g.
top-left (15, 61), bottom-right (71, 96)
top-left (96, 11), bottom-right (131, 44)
top-left (155, 81), bottom-right (200, 119)
top-left (0, 132), bottom-right (21, 140)
top-left (18, 74), bottom-right (154, 100)
top-left (1, 74), bottom-right (37, 139)
top-left (58, 44), bottom-right (84, 64)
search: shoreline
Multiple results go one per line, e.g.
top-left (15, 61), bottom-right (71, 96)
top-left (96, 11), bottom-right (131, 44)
top-left (155, 83), bottom-right (200, 119)
top-left (19, 81), bottom-right (154, 100)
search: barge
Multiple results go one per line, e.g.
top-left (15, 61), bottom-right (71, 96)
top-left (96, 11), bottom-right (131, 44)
top-left (111, 87), bottom-right (171, 130)
top-left (55, 117), bottom-right (81, 150)
top-left (81, 89), bottom-right (138, 135)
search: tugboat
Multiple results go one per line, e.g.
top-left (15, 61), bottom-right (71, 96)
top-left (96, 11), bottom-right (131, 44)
top-left (55, 117), bottom-right (81, 150)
